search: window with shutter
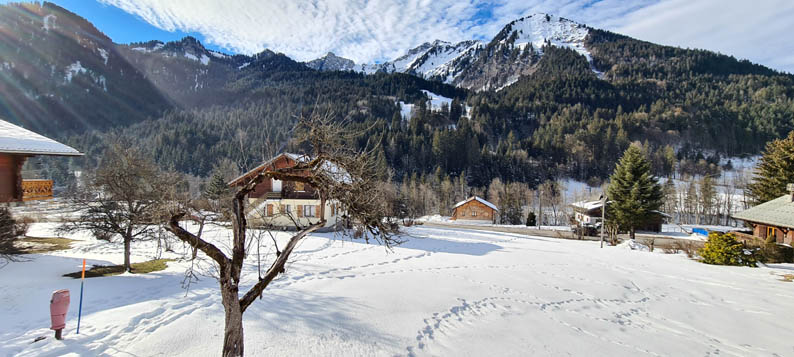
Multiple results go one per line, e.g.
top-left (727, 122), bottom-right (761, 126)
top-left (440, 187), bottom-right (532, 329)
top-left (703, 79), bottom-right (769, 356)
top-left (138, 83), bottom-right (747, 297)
top-left (267, 204), bottom-right (273, 216)
top-left (297, 205), bottom-right (303, 217)
top-left (315, 205), bottom-right (321, 218)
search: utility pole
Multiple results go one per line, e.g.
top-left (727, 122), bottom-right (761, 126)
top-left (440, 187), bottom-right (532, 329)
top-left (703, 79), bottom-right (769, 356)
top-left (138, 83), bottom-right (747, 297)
top-left (537, 188), bottom-right (542, 230)
top-left (600, 193), bottom-right (606, 248)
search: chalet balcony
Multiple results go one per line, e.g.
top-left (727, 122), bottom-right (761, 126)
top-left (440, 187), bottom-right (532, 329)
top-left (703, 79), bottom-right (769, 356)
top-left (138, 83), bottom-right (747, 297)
top-left (22, 179), bottom-right (53, 201)
top-left (263, 190), bottom-right (319, 200)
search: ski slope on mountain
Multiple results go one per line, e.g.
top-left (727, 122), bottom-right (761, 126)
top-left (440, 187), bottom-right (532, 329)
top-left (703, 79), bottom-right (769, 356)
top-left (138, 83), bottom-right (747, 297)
top-left (2, 224), bottom-right (793, 356)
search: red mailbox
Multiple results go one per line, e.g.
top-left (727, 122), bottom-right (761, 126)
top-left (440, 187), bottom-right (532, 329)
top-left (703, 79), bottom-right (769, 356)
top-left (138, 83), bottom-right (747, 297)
top-left (50, 289), bottom-right (70, 340)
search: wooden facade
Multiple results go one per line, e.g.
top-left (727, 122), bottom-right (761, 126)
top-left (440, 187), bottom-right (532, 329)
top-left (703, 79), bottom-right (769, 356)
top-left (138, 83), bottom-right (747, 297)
top-left (228, 153), bottom-right (343, 229)
top-left (234, 154), bottom-right (320, 201)
top-left (749, 223), bottom-right (793, 245)
top-left (0, 153), bottom-right (26, 202)
top-left (0, 119), bottom-right (82, 203)
top-left (733, 189), bottom-right (794, 245)
top-left (451, 197), bottom-right (497, 223)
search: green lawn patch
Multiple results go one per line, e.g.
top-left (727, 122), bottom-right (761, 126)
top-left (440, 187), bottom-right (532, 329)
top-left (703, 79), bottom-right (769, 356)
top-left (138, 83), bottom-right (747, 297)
top-left (63, 259), bottom-right (173, 278)
top-left (1, 237), bottom-right (76, 255)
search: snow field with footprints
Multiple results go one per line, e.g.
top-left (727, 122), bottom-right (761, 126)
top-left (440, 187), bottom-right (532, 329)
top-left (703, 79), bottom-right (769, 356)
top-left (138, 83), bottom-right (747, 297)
top-left (2, 223), bottom-right (794, 356)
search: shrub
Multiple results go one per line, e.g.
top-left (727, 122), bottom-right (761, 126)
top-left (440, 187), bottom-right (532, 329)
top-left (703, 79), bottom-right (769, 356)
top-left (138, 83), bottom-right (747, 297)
top-left (755, 242), bottom-right (794, 264)
top-left (699, 232), bottom-right (758, 267)
top-left (525, 211), bottom-right (536, 226)
top-left (0, 207), bottom-right (29, 254)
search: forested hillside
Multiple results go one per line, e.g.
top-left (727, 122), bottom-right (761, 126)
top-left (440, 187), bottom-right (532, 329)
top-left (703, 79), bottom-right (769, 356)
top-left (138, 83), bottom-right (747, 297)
top-left (3, 2), bottom-right (794, 189)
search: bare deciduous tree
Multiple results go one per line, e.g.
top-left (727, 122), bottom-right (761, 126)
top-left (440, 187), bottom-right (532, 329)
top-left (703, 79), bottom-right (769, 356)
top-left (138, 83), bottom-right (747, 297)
top-left (165, 113), bottom-right (400, 357)
top-left (59, 140), bottom-right (178, 272)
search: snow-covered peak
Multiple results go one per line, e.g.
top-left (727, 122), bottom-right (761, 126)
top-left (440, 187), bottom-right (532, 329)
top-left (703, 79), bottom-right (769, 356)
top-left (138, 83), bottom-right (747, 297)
top-left (407, 40), bottom-right (483, 81)
top-left (496, 13), bottom-right (590, 60)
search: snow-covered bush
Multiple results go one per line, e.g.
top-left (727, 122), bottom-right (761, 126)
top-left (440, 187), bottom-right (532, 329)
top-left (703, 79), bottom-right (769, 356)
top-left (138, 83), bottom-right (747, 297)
top-left (699, 232), bottom-right (757, 267)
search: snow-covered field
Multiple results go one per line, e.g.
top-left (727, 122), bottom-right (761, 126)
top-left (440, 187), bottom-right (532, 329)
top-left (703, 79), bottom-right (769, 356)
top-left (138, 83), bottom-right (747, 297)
top-left (3, 223), bottom-right (794, 356)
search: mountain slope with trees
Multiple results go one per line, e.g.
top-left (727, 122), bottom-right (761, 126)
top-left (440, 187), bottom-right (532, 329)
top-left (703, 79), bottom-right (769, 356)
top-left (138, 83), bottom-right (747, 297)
top-left (2, 2), bottom-right (793, 189)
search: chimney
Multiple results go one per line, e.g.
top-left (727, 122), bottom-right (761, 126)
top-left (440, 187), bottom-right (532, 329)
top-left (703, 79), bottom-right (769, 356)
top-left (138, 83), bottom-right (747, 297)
top-left (788, 183), bottom-right (794, 202)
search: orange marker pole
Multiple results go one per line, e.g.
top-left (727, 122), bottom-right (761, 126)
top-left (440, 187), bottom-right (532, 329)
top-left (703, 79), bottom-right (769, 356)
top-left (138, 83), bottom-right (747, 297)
top-left (77, 259), bottom-right (86, 334)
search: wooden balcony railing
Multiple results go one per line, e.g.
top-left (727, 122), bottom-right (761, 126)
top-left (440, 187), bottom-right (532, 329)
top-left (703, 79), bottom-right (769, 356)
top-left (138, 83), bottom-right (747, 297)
top-left (22, 179), bottom-right (53, 201)
top-left (732, 231), bottom-right (769, 245)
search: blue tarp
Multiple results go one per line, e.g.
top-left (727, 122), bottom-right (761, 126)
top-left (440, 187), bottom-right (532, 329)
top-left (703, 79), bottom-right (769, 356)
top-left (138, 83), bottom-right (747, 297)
top-left (692, 228), bottom-right (709, 236)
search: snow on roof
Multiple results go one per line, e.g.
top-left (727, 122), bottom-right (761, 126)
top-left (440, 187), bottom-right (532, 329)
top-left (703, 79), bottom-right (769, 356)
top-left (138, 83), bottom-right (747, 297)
top-left (0, 119), bottom-right (82, 156)
top-left (571, 200), bottom-right (603, 211)
top-left (453, 196), bottom-right (498, 211)
top-left (228, 152), bottom-right (350, 186)
top-left (733, 194), bottom-right (794, 229)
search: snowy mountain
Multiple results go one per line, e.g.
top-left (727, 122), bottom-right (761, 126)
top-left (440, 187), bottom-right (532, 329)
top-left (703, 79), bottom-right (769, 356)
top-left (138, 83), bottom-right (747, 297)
top-left (304, 13), bottom-right (592, 91)
top-left (304, 52), bottom-right (357, 71)
top-left (453, 13), bottom-right (591, 90)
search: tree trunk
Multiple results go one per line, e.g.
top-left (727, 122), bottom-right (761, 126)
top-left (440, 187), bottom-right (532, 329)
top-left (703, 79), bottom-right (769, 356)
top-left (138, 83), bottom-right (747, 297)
top-left (630, 226), bottom-right (636, 240)
top-left (220, 276), bottom-right (244, 357)
top-left (123, 235), bottom-right (132, 273)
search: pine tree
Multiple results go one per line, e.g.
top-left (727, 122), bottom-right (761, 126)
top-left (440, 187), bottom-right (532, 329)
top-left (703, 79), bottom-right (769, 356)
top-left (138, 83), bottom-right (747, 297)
top-left (748, 130), bottom-right (794, 203)
top-left (205, 171), bottom-right (231, 200)
top-left (607, 145), bottom-right (663, 240)
top-left (525, 211), bottom-right (536, 226)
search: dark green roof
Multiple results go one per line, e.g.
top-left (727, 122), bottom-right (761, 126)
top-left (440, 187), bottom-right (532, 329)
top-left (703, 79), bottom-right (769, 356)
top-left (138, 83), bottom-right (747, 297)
top-left (733, 194), bottom-right (794, 229)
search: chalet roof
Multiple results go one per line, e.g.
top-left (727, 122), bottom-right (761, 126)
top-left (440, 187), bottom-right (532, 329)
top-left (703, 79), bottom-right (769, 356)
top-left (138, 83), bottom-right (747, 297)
top-left (0, 119), bottom-right (82, 156)
top-left (732, 194), bottom-right (794, 229)
top-left (572, 199), bottom-right (670, 218)
top-left (572, 199), bottom-right (603, 211)
top-left (228, 152), bottom-right (349, 186)
top-left (453, 196), bottom-right (498, 211)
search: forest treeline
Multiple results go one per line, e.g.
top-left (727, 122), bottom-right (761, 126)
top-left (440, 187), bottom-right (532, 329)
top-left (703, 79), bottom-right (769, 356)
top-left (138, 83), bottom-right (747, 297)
top-left (24, 26), bottom-right (794, 192)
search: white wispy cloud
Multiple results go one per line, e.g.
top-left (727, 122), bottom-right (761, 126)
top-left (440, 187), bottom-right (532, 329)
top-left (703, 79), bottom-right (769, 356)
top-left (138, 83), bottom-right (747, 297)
top-left (99, 0), bottom-right (794, 73)
top-left (613, 0), bottom-right (794, 74)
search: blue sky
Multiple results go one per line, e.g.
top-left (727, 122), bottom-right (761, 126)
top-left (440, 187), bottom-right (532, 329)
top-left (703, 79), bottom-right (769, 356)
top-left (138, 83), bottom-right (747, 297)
top-left (0, 0), bottom-right (226, 52)
top-left (8, 0), bottom-right (794, 73)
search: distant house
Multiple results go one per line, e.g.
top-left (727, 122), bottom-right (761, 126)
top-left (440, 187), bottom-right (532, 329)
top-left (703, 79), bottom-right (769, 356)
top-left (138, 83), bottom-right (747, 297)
top-left (571, 199), bottom-right (668, 233)
top-left (227, 153), bottom-right (345, 230)
top-left (451, 196), bottom-right (498, 223)
top-left (732, 184), bottom-right (794, 245)
top-left (0, 119), bottom-right (82, 202)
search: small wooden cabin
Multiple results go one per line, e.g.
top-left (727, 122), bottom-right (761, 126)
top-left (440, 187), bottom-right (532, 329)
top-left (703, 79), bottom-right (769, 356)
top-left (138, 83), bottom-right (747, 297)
top-left (451, 196), bottom-right (498, 223)
top-left (732, 184), bottom-right (794, 245)
top-left (0, 119), bottom-right (82, 202)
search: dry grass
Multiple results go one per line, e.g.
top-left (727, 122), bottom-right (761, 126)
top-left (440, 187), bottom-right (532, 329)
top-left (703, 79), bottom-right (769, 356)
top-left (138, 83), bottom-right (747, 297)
top-left (780, 274), bottom-right (794, 283)
top-left (63, 259), bottom-right (173, 278)
top-left (1, 237), bottom-right (75, 255)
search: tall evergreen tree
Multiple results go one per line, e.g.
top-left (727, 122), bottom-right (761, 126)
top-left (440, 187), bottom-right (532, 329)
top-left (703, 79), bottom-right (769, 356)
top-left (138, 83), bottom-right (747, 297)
top-left (748, 130), bottom-right (794, 203)
top-left (607, 145), bottom-right (663, 240)
top-left (204, 171), bottom-right (231, 200)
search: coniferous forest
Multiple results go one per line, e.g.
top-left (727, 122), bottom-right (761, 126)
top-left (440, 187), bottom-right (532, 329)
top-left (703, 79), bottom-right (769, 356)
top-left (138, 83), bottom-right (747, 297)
top-left (3, 2), bottom-right (794, 191)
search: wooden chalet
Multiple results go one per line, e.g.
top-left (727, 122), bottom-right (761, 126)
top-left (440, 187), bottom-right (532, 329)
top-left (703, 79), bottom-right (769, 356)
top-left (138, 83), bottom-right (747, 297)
top-left (732, 184), bottom-right (794, 245)
top-left (451, 196), bottom-right (498, 223)
top-left (0, 119), bottom-right (82, 203)
top-left (227, 153), bottom-right (344, 229)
